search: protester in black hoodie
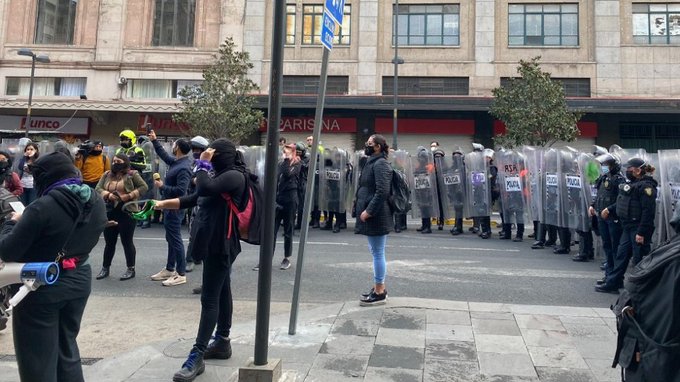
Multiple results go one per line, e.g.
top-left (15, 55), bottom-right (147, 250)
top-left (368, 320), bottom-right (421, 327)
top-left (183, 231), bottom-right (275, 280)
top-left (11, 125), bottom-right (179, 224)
top-left (0, 151), bottom-right (107, 382)
top-left (153, 138), bottom-right (247, 382)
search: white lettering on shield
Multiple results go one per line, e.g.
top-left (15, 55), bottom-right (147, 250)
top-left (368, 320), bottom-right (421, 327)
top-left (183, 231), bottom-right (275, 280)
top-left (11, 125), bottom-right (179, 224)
top-left (444, 174), bottom-right (461, 185)
top-left (546, 174), bottom-right (558, 187)
top-left (415, 175), bottom-right (431, 190)
top-left (325, 170), bottom-right (340, 181)
top-left (566, 175), bottom-right (582, 189)
top-left (505, 176), bottom-right (521, 192)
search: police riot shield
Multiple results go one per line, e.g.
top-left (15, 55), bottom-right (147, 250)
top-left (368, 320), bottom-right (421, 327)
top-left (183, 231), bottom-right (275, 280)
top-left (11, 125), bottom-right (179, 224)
top-left (240, 146), bottom-right (266, 187)
top-left (389, 150), bottom-right (411, 210)
top-left (496, 149), bottom-right (530, 225)
top-left (319, 148), bottom-right (349, 213)
top-left (435, 153), bottom-right (465, 220)
top-left (610, 145), bottom-right (647, 167)
top-left (543, 148), bottom-right (560, 227)
top-left (522, 146), bottom-right (544, 223)
top-left (657, 150), bottom-right (680, 242)
top-left (463, 151), bottom-right (490, 218)
top-left (559, 148), bottom-right (584, 230)
top-left (572, 152), bottom-right (598, 232)
top-left (140, 141), bottom-right (156, 174)
top-left (409, 148), bottom-right (439, 219)
top-left (352, 151), bottom-right (367, 197)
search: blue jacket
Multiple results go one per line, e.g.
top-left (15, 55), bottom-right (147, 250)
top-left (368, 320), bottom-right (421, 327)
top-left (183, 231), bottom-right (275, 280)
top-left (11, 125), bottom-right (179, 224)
top-left (152, 140), bottom-right (192, 200)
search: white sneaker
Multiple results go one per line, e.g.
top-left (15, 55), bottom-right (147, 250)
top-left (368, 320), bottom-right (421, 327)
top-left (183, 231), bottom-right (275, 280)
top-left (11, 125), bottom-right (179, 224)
top-left (162, 274), bottom-right (187, 286)
top-left (150, 268), bottom-right (177, 281)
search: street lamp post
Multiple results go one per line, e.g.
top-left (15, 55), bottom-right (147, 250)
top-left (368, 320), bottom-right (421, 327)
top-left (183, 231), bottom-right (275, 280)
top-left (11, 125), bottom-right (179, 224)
top-left (17, 48), bottom-right (50, 138)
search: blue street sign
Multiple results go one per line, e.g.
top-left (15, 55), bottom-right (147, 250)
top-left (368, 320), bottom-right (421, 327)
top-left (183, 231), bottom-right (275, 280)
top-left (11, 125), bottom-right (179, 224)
top-left (321, 11), bottom-right (335, 51)
top-left (324, 0), bottom-right (345, 25)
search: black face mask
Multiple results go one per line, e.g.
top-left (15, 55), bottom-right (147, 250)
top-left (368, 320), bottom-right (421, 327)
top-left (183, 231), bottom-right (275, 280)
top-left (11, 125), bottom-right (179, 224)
top-left (90, 150), bottom-right (102, 156)
top-left (112, 163), bottom-right (127, 173)
top-left (193, 152), bottom-right (201, 160)
top-left (0, 161), bottom-right (9, 173)
top-left (626, 170), bottom-right (636, 181)
top-left (364, 145), bottom-right (374, 156)
top-left (120, 141), bottom-right (131, 149)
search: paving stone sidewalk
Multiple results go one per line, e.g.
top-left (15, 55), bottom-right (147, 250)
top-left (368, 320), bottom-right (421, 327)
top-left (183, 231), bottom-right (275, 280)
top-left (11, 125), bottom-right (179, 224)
top-left (0, 298), bottom-right (622, 382)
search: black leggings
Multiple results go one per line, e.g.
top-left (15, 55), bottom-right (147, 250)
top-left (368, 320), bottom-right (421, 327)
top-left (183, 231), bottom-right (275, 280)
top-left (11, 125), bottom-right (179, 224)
top-left (103, 207), bottom-right (137, 268)
top-left (194, 253), bottom-right (232, 352)
top-left (274, 199), bottom-right (298, 258)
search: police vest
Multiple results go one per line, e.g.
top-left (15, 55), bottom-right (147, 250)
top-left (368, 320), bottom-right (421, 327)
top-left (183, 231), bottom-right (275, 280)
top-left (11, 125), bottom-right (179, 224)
top-left (595, 174), bottom-right (621, 212)
top-left (616, 179), bottom-right (654, 223)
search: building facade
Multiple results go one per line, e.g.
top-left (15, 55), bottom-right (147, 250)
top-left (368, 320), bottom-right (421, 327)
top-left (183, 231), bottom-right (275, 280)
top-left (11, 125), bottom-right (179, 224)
top-left (0, 0), bottom-right (678, 152)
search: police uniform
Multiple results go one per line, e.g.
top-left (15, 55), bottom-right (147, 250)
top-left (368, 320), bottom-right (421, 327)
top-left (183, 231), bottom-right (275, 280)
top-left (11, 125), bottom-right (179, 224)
top-left (598, 171), bottom-right (657, 292)
top-left (591, 170), bottom-right (625, 274)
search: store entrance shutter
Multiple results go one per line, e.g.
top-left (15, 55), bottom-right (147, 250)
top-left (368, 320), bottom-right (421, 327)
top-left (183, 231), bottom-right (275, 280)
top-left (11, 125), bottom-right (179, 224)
top-left (394, 134), bottom-right (474, 155)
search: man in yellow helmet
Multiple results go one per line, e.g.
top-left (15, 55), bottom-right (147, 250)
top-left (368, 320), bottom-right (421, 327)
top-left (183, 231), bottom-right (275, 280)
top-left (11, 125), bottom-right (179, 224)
top-left (116, 129), bottom-right (148, 172)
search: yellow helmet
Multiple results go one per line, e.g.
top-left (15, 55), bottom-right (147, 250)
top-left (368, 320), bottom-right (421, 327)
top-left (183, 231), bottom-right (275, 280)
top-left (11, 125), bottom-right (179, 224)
top-left (119, 129), bottom-right (136, 145)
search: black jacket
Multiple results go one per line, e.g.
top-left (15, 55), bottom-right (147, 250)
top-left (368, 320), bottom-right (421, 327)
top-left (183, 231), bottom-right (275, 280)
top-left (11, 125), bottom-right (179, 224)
top-left (610, 175), bottom-right (658, 237)
top-left (0, 186), bottom-right (107, 302)
top-left (179, 169), bottom-right (246, 266)
top-left (276, 158), bottom-right (301, 206)
top-left (153, 140), bottom-right (192, 200)
top-left (354, 153), bottom-right (393, 236)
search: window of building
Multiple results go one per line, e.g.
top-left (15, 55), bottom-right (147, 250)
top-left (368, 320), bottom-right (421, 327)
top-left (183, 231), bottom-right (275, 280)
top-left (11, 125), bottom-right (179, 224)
top-left (126, 79), bottom-right (203, 98)
top-left (302, 4), bottom-right (351, 45)
top-left (632, 3), bottom-right (680, 44)
top-left (6, 77), bottom-right (86, 96)
top-left (500, 77), bottom-right (590, 97)
top-left (508, 4), bottom-right (579, 46)
top-left (286, 5), bottom-right (296, 45)
top-left (621, 122), bottom-right (680, 152)
top-left (34, 0), bottom-right (78, 44)
top-left (382, 77), bottom-right (469, 96)
top-left (393, 4), bottom-right (460, 46)
top-left (152, 0), bottom-right (196, 46)
top-left (282, 76), bottom-right (349, 94)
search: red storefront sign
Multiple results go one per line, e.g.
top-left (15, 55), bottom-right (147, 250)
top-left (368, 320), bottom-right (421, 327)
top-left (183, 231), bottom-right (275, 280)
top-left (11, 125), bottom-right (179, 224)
top-left (493, 120), bottom-right (598, 137)
top-left (375, 118), bottom-right (475, 134)
top-left (0, 115), bottom-right (89, 135)
top-left (260, 117), bottom-right (357, 133)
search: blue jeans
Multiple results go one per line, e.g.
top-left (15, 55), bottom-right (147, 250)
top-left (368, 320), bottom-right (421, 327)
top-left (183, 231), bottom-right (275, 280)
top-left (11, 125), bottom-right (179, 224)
top-left (598, 216), bottom-right (622, 278)
top-left (367, 235), bottom-right (387, 284)
top-left (20, 187), bottom-right (37, 205)
top-left (605, 226), bottom-right (650, 288)
top-left (164, 210), bottom-right (186, 275)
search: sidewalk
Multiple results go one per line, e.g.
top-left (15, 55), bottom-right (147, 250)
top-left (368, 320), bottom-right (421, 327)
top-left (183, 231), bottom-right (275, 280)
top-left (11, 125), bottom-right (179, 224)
top-left (1, 298), bottom-right (622, 382)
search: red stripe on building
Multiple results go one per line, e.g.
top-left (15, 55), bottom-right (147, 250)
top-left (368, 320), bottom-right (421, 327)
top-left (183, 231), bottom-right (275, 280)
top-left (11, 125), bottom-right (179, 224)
top-left (375, 118), bottom-right (475, 134)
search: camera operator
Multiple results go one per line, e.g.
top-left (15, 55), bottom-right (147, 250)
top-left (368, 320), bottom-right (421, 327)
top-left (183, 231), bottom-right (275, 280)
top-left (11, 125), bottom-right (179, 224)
top-left (75, 140), bottom-right (111, 188)
top-left (0, 151), bottom-right (107, 382)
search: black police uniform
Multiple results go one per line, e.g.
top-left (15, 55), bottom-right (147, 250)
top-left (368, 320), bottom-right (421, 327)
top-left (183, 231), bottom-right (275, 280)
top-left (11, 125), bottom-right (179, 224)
top-left (591, 171), bottom-right (625, 275)
top-left (599, 175), bottom-right (657, 291)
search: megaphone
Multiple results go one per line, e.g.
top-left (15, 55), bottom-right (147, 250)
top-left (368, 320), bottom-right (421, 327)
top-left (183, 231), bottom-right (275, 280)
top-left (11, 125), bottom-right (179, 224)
top-left (0, 261), bottom-right (59, 314)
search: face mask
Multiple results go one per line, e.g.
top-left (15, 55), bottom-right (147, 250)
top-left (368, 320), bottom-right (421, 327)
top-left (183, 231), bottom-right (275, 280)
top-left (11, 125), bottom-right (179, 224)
top-left (626, 170), bottom-right (636, 181)
top-left (601, 165), bottom-right (610, 175)
top-left (120, 141), bottom-right (131, 149)
top-left (0, 161), bottom-right (9, 171)
top-left (364, 145), bottom-right (374, 156)
top-left (193, 152), bottom-right (201, 160)
top-left (90, 150), bottom-right (102, 156)
top-left (112, 163), bottom-right (127, 173)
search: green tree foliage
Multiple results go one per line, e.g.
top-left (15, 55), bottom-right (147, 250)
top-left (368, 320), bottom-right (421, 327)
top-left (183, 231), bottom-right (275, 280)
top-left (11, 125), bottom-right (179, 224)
top-left (173, 37), bottom-right (263, 143)
top-left (490, 57), bottom-right (583, 148)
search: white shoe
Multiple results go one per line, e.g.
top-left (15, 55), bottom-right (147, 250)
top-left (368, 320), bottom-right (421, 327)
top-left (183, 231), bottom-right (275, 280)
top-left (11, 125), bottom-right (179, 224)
top-left (150, 268), bottom-right (177, 281)
top-left (162, 274), bottom-right (187, 286)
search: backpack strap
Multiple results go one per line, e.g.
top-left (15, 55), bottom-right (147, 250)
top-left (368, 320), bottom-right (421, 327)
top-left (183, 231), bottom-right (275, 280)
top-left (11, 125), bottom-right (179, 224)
top-left (221, 171), bottom-right (249, 240)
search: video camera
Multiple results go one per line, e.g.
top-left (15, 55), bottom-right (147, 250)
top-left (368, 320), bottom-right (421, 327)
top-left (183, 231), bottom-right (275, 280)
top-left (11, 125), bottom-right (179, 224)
top-left (0, 261), bottom-right (59, 331)
top-left (77, 140), bottom-right (95, 155)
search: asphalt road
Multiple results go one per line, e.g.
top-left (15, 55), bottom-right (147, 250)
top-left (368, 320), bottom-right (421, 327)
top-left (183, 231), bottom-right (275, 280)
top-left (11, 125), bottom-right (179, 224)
top-left (90, 223), bottom-right (615, 309)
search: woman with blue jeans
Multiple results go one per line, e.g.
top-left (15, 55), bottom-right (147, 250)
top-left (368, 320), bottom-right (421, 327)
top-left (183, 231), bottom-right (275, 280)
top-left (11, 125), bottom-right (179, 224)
top-left (355, 134), bottom-right (393, 306)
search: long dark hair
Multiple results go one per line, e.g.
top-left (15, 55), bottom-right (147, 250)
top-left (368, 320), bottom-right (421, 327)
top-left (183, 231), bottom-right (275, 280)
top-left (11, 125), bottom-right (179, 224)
top-left (371, 134), bottom-right (390, 157)
top-left (24, 143), bottom-right (40, 161)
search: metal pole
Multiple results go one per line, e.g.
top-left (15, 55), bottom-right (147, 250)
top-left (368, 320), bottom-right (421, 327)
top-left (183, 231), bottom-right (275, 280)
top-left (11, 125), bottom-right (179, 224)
top-left (392, 0), bottom-right (399, 150)
top-left (289, 48), bottom-right (330, 335)
top-left (254, 0), bottom-right (285, 366)
top-left (25, 57), bottom-right (36, 138)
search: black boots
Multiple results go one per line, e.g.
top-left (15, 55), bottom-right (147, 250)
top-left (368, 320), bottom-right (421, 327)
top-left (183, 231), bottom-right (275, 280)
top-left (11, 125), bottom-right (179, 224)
top-left (513, 224), bottom-right (524, 242)
top-left (120, 267), bottom-right (135, 281)
top-left (204, 336), bottom-right (232, 360)
top-left (173, 348), bottom-right (205, 382)
top-left (96, 267), bottom-right (109, 280)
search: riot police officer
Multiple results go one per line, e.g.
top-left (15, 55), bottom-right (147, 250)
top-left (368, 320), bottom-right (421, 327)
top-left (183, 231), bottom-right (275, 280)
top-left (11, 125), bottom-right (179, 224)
top-left (596, 158), bottom-right (657, 293)
top-left (585, 154), bottom-right (624, 269)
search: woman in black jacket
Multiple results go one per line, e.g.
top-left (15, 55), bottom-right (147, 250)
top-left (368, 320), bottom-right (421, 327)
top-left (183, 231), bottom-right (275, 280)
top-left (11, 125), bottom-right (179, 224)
top-left (153, 139), bottom-right (246, 382)
top-left (355, 134), bottom-right (393, 306)
top-left (0, 152), bottom-right (107, 382)
top-left (273, 144), bottom-right (301, 270)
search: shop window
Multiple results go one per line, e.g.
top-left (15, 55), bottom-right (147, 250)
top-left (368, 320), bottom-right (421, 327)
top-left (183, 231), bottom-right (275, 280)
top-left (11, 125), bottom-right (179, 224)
top-left (632, 3), bottom-right (680, 44)
top-left (282, 76), bottom-right (349, 95)
top-left (34, 0), bottom-right (78, 44)
top-left (6, 77), bottom-right (86, 96)
top-left (500, 77), bottom-right (590, 97)
top-left (126, 79), bottom-right (203, 99)
top-left (508, 4), bottom-right (579, 46)
top-left (302, 4), bottom-right (351, 45)
top-left (152, 0), bottom-right (196, 47)
top-left (620, 122), bottom-right (680, 152)
top-left (393, 4), bottom-right (460, 46)
top-left (382, 76), bottom-right (469, 96)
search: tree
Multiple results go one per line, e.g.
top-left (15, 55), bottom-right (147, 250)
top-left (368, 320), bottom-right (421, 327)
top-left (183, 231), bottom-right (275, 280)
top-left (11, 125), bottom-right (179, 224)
top-left (489, 56), bottom-right (583, 148)
top-left (173, 37), bottom-right (263, 143)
